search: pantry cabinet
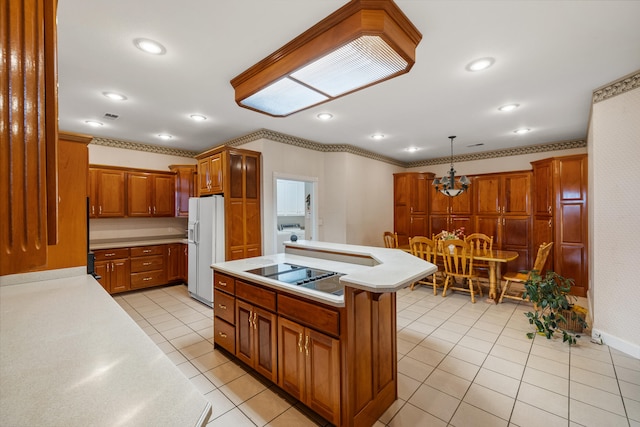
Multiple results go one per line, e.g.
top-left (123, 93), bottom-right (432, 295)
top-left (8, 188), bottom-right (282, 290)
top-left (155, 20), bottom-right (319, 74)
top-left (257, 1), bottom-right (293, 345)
top-left (531, 155), bottom-right (588, 296)
top-left (393, 172), bottom-right (434, 245)
top-left (429, 182), bottom-right (473, 237)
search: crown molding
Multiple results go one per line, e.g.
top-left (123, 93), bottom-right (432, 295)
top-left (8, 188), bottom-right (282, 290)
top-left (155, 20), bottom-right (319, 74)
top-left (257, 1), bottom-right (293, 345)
top-left (592, 70), bottom-right (640, 103)
top-left (406, 139), bottom-right (587, 168)
top-left (91, 137), bottom-right (199, 158)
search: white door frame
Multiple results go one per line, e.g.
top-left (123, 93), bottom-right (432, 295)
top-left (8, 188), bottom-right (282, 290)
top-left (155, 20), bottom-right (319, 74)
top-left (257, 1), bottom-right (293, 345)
top-left (273, 172), bottom-right (318, 253)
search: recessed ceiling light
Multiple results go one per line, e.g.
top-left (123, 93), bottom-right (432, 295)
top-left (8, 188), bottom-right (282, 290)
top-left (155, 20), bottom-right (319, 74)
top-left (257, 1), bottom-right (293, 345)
top-left (466, 57), bottom-right (495, 72)
top-left (317, 113), bottom-right (333, 121)
top-left (371, 133), bottom-right (385, 140)
top-left (514, 128), bottom-right (531, 135)
top-left (405, 147), bottom-right (419, 153)
top-left (189, 114), bottom-right (207, 121)
top-left (498, 104), bottom-right (519, 112)
top-left (133, 38), bottom-right (166, 55)
top-left (84, 120), bottom-right (103, 127)
top-left (157, 134), bottom-right (173, 140)
top-left (102, 91), bottom-right (127, 101)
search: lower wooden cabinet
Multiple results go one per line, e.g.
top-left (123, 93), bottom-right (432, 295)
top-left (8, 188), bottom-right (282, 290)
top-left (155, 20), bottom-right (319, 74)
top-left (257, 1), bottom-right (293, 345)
top-left (166, 243), bottom-right (183, 282)
top-left (236, 300), bottom-right (278, 383)
top-left (94, 248), bottom-right (130, 293)
top-left (278, 316), bottom-right (340, 425)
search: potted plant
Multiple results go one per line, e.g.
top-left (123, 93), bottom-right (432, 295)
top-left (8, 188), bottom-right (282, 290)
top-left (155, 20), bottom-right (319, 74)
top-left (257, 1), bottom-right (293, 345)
top-left (522, 271), bottom-right (588, 345)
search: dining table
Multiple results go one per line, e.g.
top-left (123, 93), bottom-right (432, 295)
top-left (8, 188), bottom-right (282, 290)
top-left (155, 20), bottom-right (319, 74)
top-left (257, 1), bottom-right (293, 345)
top-left (399, 243), bottom-right (519, 304)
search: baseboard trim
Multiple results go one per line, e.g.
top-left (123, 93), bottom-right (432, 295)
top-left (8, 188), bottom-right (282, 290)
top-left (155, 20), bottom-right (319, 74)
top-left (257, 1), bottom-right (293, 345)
top-left (592, 328), bottom-right (640, 359)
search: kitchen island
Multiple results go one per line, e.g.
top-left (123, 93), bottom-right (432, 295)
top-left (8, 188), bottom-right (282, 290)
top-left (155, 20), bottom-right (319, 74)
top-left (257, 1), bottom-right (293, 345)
top-left (211, 240), bottom-right (436, 427)
top-left (0, 272), bottom-right (211, 426)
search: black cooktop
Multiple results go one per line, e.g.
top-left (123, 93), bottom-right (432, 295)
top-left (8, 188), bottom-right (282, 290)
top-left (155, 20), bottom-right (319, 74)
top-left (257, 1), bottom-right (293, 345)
top-left (245, 263), bottom-right (344, 296)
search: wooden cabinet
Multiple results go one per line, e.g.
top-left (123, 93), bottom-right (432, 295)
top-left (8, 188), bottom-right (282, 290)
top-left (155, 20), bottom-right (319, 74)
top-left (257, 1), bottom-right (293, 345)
top-left (531, 155), bottom-right (588, 295)
top-left (429, 181), bottom-right (473, 236)
top-left (127, 172), bottom-right (175, 217)
top-left (474, 172), bottom-right (532, 271)
top-left (198, 153), bottom-right (223, 195)
top-left (213, 272), bottom-right (237, 354)
top-left (169, 165), bottom-right (196, 217)
top-left (277, 180), bottom-right (305, 216)
top-left (89, 168), bottom-right (126, 218)
top-left (166, 243), bottom-right (183, 282)
top-left (130, 245), bottom-right (167, 289)
top-left (278, 316), bottom-right (340, 425)
top-left (196, 147), bottom-right (262, 260)
top-left (94, 248), bottom-right (130, 293)
top-left (236, 300), bottom-right (278, 382)
top-left (393, 172), bottom-right (434, 245)
top-left (1, 0), bottom-right (59, 275)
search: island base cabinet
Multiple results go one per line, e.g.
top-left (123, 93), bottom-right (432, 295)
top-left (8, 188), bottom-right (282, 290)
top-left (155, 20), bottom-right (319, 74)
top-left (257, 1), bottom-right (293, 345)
top-left (236, 301), bottom-right (277, 383)
top-left (278, 316), bottom-right (340, 426)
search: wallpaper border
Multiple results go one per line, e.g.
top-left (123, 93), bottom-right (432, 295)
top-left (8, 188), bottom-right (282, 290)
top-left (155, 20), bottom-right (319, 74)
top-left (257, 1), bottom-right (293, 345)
top-left (592, 71), bottom-right (640, 104)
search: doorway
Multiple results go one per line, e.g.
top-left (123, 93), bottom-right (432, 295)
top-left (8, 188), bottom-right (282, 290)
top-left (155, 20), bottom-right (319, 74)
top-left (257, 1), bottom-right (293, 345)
top-left (273, 174), bottom-right (318, 253)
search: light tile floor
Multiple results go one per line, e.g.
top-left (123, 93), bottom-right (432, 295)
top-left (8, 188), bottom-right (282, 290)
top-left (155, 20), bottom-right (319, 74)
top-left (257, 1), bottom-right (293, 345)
top-left (113, 284), bottom-right (639, 427)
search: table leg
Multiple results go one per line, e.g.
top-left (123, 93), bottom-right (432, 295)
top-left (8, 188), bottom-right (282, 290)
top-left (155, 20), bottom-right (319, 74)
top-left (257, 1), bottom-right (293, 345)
top-left (485, 260), bottom-right (498, 304)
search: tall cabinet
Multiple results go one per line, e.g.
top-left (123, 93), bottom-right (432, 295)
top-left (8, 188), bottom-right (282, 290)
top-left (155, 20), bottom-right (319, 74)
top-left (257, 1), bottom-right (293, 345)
top-left (393, 172), bottom-right (433, 245)
top-left (195, 146), bottom-right (262, 260)
top-left (430, 184), bottom-right (473, 237)
top-left (474, 172), bottom-right (532, 271)
top-left (531, 155), bottom-right (588, 296)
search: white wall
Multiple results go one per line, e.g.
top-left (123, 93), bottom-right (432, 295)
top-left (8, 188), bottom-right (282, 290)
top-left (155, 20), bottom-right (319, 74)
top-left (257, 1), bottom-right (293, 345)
top-left (89, 144), bottom-right (196, 171)
top-left (590, 86), bottom-right (640, 358)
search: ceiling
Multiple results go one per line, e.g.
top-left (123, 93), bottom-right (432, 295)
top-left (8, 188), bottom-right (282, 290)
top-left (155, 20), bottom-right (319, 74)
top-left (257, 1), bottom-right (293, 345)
top-left (56, 1), bottom-right (640, 163)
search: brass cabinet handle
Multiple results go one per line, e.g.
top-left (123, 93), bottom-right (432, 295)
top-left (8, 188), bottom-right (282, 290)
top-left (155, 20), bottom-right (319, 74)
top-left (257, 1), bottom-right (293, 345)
top-left (143, 262), bottom-right (152, 266)
top-left (297, 332), bottom-right (303, 353)
top-left (218, 331), bottom-right (227, 338)
top-left (304, 335), bottom-right (309, 356)
top-left (104, 253), bottom-right (115, 257)
top-left (252, 312), bottom-right (257, 330)
top-left (143, 277), bottom-right (152, 281)
top-left (218, 281), bottom-right (227, 287)
top-left (99, 206), bottom-right (102, 215)
top-left (218, 303), bottom-right (226, 310)
top-left (91, 205), bottom-right (95, 215)
top-left (142, 249), bottom-right (152, 253)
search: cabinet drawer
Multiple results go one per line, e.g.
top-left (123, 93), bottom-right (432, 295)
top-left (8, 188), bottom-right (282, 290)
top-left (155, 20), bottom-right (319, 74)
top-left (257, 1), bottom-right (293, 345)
top-left (130, 255), bottom-right (164, 272)
top-left (214, 290), bottom-right (235, 325)
top-left (94, 248), bottom-right (129, 261)
top-left (236, 281), bottom-right (276, 311)
top-left (214, 272), bottom-right (235, 294)
top-left (130, 245), bottom-right (164, 257)
top-left (214, 317), bottom-right (235, 354)
top-left (130, 269), bottom-right (166, 288)
top-left (278, 294), bottom-right (340, 337)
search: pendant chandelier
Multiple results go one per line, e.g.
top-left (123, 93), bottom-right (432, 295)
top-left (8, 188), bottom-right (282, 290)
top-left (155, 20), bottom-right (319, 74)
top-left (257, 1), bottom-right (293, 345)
top-left (432, 136), bottom-right (470, 197)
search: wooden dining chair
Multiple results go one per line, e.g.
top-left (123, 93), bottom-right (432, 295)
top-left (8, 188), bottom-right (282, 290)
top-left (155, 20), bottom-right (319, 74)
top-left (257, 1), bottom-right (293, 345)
top-left (441, 239), bottom-right (483, 303)
top-left (464, 233), bottom-right (493, 284)
top-left (499, 242), bottom-right (554, 303)
top-left (383, 231), bottom-right (398, 248)
top-left (408, 236), bottom-right (443, 294)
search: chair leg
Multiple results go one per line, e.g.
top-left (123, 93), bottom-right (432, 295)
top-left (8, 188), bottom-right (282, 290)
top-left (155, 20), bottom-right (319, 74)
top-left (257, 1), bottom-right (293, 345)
top-left (468, 278), bottom-right (476, 304)
top-left (432, 275), bottom-right (438, 295)
top-left (410, 281), bottom-right (416, 291)
top-left (442, 276), bottom-right (450, 297)
top-left (498, 279), bottom-right (510, 303)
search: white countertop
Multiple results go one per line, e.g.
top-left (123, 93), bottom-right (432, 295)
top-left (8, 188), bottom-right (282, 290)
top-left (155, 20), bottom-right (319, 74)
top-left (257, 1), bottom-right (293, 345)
top-left (0, 274), bottom-right (211, 426)
top-left (211, 240), bottom-right (436, 307)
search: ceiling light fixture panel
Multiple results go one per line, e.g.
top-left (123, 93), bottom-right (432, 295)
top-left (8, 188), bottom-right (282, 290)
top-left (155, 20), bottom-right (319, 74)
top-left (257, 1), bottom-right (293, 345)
top-left (231, 0), bottom-right (422, 117)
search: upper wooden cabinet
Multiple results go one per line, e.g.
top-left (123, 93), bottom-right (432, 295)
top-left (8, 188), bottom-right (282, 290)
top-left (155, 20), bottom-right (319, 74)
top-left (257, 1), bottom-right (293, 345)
top-left (90, 168), bottom-right (126, 218)
top-left (393, 173), bottom-right (434, 245)
top-left (127, 172), bottom-right (175, 217)
top-left (196, 146), bottom-right (262, 260)
top-left (531, 155), bottom-right (588, 296)
top-left (198, 153), bottom-right (223, 195)
top-left (169, 165), bottom-right (196, 217)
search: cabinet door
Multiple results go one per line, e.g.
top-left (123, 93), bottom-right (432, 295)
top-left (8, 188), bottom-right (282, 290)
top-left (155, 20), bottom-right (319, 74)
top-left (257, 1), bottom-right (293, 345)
top-left (127, 172), bottom-right (152, 216)
top-left (253, 307), bottom-right (277, 383)
top-left (278, 317), bottom-right (306, 400)
top-left (97, 169), bottom-right (126, 217)
top-left (89, 169), bottom-right (98, 218)
top-left (502, 216), bottom-right (531, 271)
top-left (475, 216), bottom-right (500, 245)
top-left (451, 187), bottom-right (472, 215)
top-left (533, 217), bottom-right (554, 271)
top-left (171, 166), bottom-right (195, 217)
top-left (409, 174), bottom-right (428, 215)
top-left (503, 173), bottom-right (531, 215)
top-left (110, 259), bottom-right (131, 293)
top-left (197, 157), bottom-right (212, 196)
top-left (236, 300), bottom-right (254, 366)
top-left (305, 328), bottom-right (341, 426)
top-left (474, 175), bottom-right (501, 215)
top-left (429, 215), bottom-right (450, 236)
top-left (210, 154), bottom-right (223, 194)
top-left (182, 244), bottom-right (188, 282)
top-left (430, 185), bottom-right (450, 214)
top-left (166, 244), bottom-right (181, 281)
top-left (94, 261), bottom-right (109, 291)
top-left (532, 160), bottom-right (553, 216)
top-left (152, 175), bottom-right (175, 216)
top-left (409, 215), bottom-right (428, 238)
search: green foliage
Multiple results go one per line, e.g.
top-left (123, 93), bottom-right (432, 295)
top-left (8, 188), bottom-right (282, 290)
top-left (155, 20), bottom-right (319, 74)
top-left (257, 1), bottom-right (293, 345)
top-left (522, 271), bottom-right (588, 346)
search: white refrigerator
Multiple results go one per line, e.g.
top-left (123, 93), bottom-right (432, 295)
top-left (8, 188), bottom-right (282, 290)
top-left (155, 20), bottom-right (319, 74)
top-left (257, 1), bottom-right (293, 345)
top-left (187, 196), bottom-right (225, 307)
